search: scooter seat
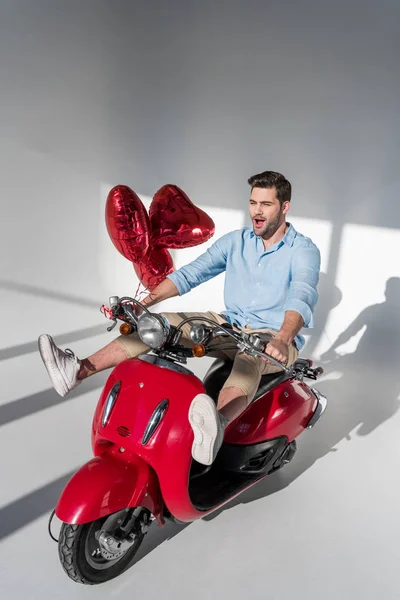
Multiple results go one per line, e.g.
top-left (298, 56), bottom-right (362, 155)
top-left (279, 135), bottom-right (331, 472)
top-left (203, 358), bottom-right (290, 403)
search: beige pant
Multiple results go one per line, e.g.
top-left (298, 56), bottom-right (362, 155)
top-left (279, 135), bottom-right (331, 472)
top-left (115, 311), bottom-right (299, 402)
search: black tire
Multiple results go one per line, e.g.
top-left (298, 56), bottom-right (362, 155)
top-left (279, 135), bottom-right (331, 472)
top-left (58, 513), bottom-right (146, 585)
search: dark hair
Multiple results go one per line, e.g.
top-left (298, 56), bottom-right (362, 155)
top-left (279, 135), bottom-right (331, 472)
top-left (247, 170), bottom-right (291, 205)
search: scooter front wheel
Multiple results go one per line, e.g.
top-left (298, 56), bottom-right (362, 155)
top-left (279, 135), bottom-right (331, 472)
top-left (58, 508), bottom-right (150, 585)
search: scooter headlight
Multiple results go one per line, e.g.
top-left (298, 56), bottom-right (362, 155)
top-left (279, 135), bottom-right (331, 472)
top-left (137, 313), bottom-right (170, 349)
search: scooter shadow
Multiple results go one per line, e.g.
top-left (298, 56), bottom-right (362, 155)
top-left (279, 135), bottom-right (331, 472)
top-left (130, 457), bottom-right (309, 566)
top-left (201, 447), bottom-right (322, 523)
top-left (130, 434), bottom-right (327, 566)
top-left (128, 453), bottom-right (311, 569)
top-left (128, 475), bottom-right (284, 569)
top-left (129, 519), bottom-right (190, 567)
top-left (203, 358), bottom-right (400, 521)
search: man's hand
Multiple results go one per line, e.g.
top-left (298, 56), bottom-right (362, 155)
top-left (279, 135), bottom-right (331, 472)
top-left (264, 337), bottom-right (289, 364)
top-left (262, 310), bottom-right (304, 365)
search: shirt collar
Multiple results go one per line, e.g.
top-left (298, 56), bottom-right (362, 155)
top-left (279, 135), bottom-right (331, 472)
top-left (249, 222), bottom-right (296, 247)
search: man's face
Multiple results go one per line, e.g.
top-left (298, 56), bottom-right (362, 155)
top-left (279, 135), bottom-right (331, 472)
top-left (249, 187), bottom-right (288, 238)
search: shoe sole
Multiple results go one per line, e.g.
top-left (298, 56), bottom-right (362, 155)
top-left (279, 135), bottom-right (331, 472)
top-left (38, 334), bottom-right (68, 397)
top-left (189, 394), bottom-right (220, 466)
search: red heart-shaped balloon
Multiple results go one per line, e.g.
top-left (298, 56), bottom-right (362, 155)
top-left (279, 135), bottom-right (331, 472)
top-left (105, 185), bottom-right (150, 262)
top-left (149, 184), bottom-right (215, 249)
top-left (133, 246), bottom-right (175, 291)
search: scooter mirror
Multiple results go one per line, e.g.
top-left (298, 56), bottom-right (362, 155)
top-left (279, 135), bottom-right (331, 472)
top-left (190, 323), bottom-right (209, 344)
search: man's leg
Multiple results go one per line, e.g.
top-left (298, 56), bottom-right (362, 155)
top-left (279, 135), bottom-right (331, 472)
top-left (218, 333), bottom-right (299, 422)
top-left (217, 386), bottom-right (249, 421)
top-left (189, 333), bottom-right (299, 465)
top-left (78, 338), bottom-right (146, 379)
top-left (75, 309), bottom-right (213, 381)
top-left (38, 330), bottom-right (151, 397)
top-left (217, 353), bottom-right (264, 421)
top-left (38, 310), bottom-right (219, 398)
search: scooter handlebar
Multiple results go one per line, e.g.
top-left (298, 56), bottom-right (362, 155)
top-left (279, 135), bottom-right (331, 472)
top-left (241, 341), bottom-right (290, 373)
top-left (103, 297), bottom-right (289, 373)
top-left (175, 315), bottom-right (289, 373)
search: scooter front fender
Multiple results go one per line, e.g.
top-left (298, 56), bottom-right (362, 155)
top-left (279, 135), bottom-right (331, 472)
top-left (55, 452), bottom-right (163, 525)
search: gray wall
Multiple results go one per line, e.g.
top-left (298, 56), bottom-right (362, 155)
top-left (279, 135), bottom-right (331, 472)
top-left (1, 2), bottom-right (400, 599)
top-left (1, 0), bottom-right (399, 342)
top-left (0, 0), bottom-right (169, 302)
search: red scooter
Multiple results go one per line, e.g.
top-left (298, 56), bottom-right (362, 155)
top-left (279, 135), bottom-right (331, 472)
top-left (49, 296), bottom-right (327, 585)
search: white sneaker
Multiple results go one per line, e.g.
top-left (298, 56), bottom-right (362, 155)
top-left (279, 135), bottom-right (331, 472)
top-left (38, 334), bottom-right (82, 397)
top-left (189, 394), bottom-right (228, 466)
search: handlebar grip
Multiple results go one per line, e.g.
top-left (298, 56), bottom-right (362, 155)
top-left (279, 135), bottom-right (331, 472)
top-left (109, 296), bottom-right (120, 308)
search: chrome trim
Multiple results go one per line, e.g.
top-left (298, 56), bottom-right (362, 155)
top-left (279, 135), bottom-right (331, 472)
top-left (102, 381), bottom-right (121, 428)
top-left (190, 323), bottom-right (209, 344)
top-left (98, 531), bottom-right (134, 560)
top-left (139, 353), bottom-right (193, 375)
top-left (137, 313), bottom-right (170, 349)
top-left (142, 399), bottom-right (169, 445)
top-left (306, 388), bottom-right (328, 428)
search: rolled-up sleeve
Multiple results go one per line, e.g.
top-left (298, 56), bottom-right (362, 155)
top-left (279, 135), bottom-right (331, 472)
top-left (285, 242), bottom-right (320, 327)
top-left (167, 233), bottom-right (231, 296)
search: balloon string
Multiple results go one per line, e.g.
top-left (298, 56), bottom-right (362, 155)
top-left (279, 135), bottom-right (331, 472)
top-left (134, 280), bottom-right (142, 299)
top-left (134, 281), bottom-right (149, 302)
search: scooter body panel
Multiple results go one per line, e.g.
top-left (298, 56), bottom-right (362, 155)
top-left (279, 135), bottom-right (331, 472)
top-left (225, 378), bottom-right (318, 445)
top-left (55, 449), bottom-right (162, 525)
top-left (91, 357), bottom-right (211, 521)
top-left (59, 356), bottom-right (322, 524)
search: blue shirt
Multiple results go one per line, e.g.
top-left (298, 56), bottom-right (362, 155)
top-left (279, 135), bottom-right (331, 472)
top-left (167, 223), bottom-right (320, 350)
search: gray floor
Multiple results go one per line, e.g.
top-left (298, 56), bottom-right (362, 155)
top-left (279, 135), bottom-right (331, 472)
top-left (1, 289), bottom-right (400, 599)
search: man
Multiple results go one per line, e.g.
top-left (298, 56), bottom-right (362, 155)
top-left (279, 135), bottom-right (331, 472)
top-left (38, 171), bottom-right (320, 466)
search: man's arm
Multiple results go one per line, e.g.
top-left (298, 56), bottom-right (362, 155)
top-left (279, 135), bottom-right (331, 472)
top-left (266, 310), bottom-right (304, 362)
top-left (140, 232), bottom-right (232, 308)
top-left (165, 232), bottom-right (231, 295)
top-left (266, 242), bottom-right (321, 363)
top-left (141, 277), bottom-right (180, 308)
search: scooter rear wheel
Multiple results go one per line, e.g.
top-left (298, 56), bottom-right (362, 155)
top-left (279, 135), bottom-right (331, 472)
top-left (58, 509), bottom-right (148, 585)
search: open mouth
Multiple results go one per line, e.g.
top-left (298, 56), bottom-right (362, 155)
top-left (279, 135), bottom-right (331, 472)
top-left (253, 218), bottom-right (265, 229)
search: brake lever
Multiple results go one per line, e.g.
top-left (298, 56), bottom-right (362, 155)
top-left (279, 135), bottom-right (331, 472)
top-left (102, 296), bottom-right (139, 334)
top-left (101, 304), bottom-right (118, 332)
top-left (239, 334), bottom-right (289, 373)
top-left (107, 319), bottom-right (117, 332)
